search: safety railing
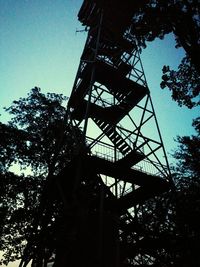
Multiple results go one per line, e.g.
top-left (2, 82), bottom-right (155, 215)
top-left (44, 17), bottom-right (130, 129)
top-left (86, 136), bottom-right (167, 177)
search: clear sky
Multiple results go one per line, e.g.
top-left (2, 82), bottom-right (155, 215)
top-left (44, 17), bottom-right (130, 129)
top-left (0, 0), bottom-right (199, 160)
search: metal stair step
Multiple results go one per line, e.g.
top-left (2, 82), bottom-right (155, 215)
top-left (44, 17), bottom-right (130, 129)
top-left (104, 126), bottom-right (113, 133)
top-left (115, 139), bottom-right (125, 146)
top-left (93, 118), bottom-right (132, 155)
top-left (101, 122), bottom-right (109, 129)
top-left (121, 146), bottom-right (132, 154)
top-left (118, 143), bottom-right (129, 150)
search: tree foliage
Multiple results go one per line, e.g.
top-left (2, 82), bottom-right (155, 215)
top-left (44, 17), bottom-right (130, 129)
top-left (0, 122), bottom-right (30, 172)
top-left (172, 118), bottom-right (200, 266)
top-left (0, 88), bottom-right (83, 265)
top-left (173, 116), bottom-right (200, 180)
top-left (135, 116), bottom-right (200, 266)
top-left (161, 57), bottom-right (200, 108)
top-left (0, 92), bottom-right (199, 266)
top-left (3, 87), bottom-right (82, 175)
top-left (0, 171), bottom-right (43, 265)
top-left (131, 0), bottom-right (200, 108)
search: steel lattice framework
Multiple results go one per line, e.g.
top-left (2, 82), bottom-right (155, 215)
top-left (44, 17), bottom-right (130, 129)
top-left (19, 1), bottom-right (172, 267)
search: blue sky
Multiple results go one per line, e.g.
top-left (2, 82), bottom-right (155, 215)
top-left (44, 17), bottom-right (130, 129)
top-left (0, 0), bottom-right (199, 167)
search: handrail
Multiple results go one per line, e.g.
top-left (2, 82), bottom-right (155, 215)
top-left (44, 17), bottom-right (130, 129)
top-left (86, 136), bottom-right (167, 177)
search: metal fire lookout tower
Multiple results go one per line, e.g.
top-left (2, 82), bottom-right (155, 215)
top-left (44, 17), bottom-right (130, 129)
top-left (20, 1), bottom-right (172, 266)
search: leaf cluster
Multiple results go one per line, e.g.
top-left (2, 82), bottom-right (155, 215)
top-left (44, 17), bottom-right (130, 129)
top-left (0, 172), bottom-right (43, 265)
top-left (3, 87), bottom-right (81, 175)
top-left (0, 88), bottom-right (83, 264)
top-left (131, 0), bottom-right (200, 108)
top-left (161, 57), bottom-right (200, 108)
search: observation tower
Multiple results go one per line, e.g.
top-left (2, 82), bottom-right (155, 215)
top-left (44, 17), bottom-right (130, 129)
top-left (20, 1), bottom-right (172, 266)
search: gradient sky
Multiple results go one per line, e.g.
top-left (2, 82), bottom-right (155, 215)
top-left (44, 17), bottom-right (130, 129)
top-left (0, 0), bottom-right (199, 160)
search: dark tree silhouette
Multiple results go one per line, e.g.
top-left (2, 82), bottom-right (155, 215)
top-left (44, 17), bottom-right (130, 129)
top-left (161, 57), bottom-right (200, 108)
top-left (3, 87), bottom-right (82, 175)
top-left (0, 88), bottom-right (82, 265)
top-left (173, 116), bottom-right (200, 180)
top-left (131, 0), bottom-right (200, 108)
top-left (172, 116), bottom-right (200, 266)
top-left (135, 116), bottom-right (200, 266)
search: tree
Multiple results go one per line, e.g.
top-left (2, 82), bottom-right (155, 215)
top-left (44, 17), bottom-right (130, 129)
top-left (3, 87), bottom-right (82, 175)
top-left (0, 122), bottom-right (30, 172)
top-left (161, 56), bottom-right (200, 108)
top-left (131, 0), bottom-right (200, 108)
top-left (134, 116), bottom-right (200, 266)
top-left (0, 171), bottom-right (43, 265)
top-left (128, 2), bottom-right (200, 262)
top-left (172, 116), bottom-right (200, 266)
top-left (0, 88), bottom-right (83, 265)
top-left (173, 116), bottom-right (200, 181)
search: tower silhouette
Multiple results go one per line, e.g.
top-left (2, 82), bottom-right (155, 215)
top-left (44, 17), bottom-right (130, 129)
top-left (19, 1), bottom-right (172, 267)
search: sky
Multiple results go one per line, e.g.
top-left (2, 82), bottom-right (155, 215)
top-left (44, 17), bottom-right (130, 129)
top-left (0, 2), bottom-right (199, 152)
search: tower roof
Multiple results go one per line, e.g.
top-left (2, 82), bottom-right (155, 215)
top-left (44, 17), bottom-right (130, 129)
top-left (78, 0), bottom-right (144, 38)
